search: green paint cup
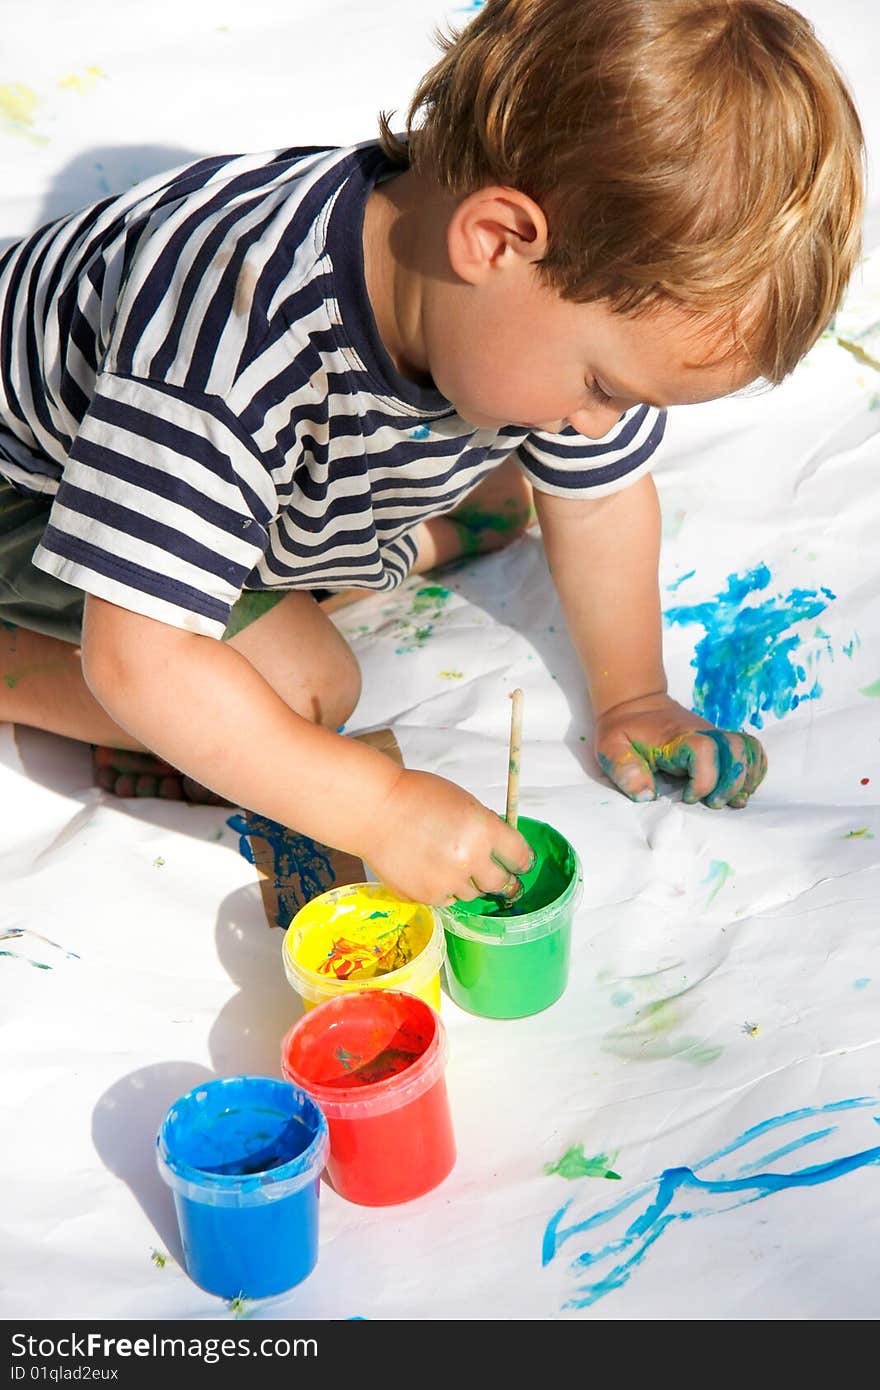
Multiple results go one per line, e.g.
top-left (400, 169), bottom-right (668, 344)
top-left (438, 816), bottom-right (582, 1019)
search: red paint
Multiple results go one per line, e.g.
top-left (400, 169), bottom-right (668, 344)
top-left (281, 990), bottom-right (455, 1206)
top-left (861, 777), bottom-right (870, 785)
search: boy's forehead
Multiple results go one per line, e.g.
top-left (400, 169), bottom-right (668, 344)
top-left (594, 299), bottom-right (760, 405)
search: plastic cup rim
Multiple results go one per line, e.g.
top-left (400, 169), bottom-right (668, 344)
top-left (280, 990), bottom-right (448, 1119)
top-left (440, 857), bottom-right (583, 944)
top-left (156, 1074), bottom-right (329, 1200)
top-left (282, 884), bottom-right (445, 1002)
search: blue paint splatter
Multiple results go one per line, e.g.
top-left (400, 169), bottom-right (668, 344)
top-left (542, 1098), bottom-right (880, 1309)
top-left (666, 569), bottom-right (695, 592)
top-left (610, 989), bottom-right (634, 1007)
top-left (410, 424), bottom-right (430, 440)
top-left (664, 564), bottom-right (836, 729)
top-left (226, 812), bottom-right (336, 930)
top-left (854, 978), bottom-right (871, 990)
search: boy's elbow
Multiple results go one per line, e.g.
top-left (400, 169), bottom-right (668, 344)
top-left (80, 597), bottom-right (182, 711)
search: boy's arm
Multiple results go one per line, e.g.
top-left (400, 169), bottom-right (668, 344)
top-left (534, 474), bottom-right (766, 808)
top-left (81, 596), bottom-right (532, 904)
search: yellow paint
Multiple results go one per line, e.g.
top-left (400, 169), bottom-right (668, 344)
top-left (283, 883), bottom-right (442, 1010)
top-left (57, 66), bottom-right (106, 93)
top-left (0, 83), bottom-right (48, 144)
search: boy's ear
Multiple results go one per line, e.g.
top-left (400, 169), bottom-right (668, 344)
top-left (447, 187), bottom-right (548, 285)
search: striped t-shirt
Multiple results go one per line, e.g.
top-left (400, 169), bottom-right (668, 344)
top-left (0, 141), bottom-right (667, 639)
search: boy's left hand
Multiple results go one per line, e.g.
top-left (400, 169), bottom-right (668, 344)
top-left (595, 694), bottom-right (767, 810)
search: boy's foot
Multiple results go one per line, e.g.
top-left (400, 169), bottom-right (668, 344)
top-left (91, 746), bottom-right (234, 804)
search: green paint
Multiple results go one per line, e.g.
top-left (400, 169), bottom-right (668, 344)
top-left (836, 336), bottom-right (880, 372)
top-left (411, 584), bottom-right (450, 612)
top-left (545, 1144), bottom-right (621, 1181)
top-left (151, 1249), bottom-right (170, 1268)
top-left (3, 673), bottom-right (16, 689)
top-left (449, 498), bottom-right (532, 556)
top-left (703, 859), bottom-right (734, 903)
top-left (366, 910), bottom-right (390, 919)
top-left (602, 1000), bottom-right (723, 1067)
top-left (441, 817), bottom-right (581, 1019)
top-left (844, 828), bottom-right (874, 839)
top-left (859, 678), bottom-right (880, 698)
top-left (0, 950), bottom-right (51, 970)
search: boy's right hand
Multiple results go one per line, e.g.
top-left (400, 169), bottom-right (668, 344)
top-left (361, 767), bottom-right (534, 908)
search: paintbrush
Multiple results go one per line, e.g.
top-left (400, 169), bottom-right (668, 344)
top-left (505, 687), bottom-right (524, 828)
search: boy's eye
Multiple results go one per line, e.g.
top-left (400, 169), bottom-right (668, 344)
top-left (586, 379), bottom-right (613, 406)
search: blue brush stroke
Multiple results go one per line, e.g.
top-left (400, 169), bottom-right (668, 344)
top-left (226, 812), bottom-right (336, 929)
top-left (664, 564), bottom-right (836, 730)
top-left (666, 569), bottom-right (695, 592)
top-left (543, 1098), bottom-right (880, 1308)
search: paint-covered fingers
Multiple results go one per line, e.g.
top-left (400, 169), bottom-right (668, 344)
top-left (677, 730), bottom-right (756, 808)
top-left (366, 768), bottom-right (534, 908)
top-left (596, 744), bottom-right (657, 803)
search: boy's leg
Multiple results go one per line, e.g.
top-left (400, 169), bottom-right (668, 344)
top-left (412, 452), bottom-right (535, 572)
top-left (1, 591), bottom-right (363, 798)
top-left (319, 452), bottom-right (535, 615)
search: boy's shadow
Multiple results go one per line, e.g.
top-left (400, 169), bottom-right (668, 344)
top-left (91, 1060), bottom-right (215, 1264)
top-left (208, 882), bottom-right (305, 1078)
top-left (0, 143), bottom-right (204, 251)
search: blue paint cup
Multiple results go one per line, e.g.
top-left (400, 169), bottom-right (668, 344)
top-left (156, 1075), bottom-right (329, 1299)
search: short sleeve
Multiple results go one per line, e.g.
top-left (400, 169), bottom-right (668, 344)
top-left (32, 371), bottom-right (277, 638)
top-left (517, 404), bottom-right (667, 499)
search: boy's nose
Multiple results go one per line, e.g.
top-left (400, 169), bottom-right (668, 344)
top-left (564, 405), bottom-right (624, 439)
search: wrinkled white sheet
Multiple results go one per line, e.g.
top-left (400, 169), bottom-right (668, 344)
top-left (1, 0), bottom-right (879, 1321)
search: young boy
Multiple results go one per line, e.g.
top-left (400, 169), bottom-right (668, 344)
top-left (0, 0), bottom-right (864, 908)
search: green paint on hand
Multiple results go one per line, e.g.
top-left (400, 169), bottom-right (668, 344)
top-left (545, 1143), bottom-right (621, 1181)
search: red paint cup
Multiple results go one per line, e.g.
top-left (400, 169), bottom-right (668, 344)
top-left (280, 990), bottom-right (455, 1206)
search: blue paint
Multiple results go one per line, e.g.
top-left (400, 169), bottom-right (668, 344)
top-left (843, 634), bottom-right (861, 659)
top-left (664, 564), bottom-right (836, 730)
top-left (157, 1076), bottom-right (328, 1299)
top-left (854, 978), bottom-right (871, 990)
top-left (227, 812), bottom-right (336, 929)
top-left (543, 1097), bottom-right (880, 1308)
top-left (666, 569), bottom-right (695, 592)
top-left (411, 424), bottom-right (431, 440)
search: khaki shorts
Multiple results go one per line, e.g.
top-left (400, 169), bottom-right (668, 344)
top-left (0, 476), bottom-right (290, 645)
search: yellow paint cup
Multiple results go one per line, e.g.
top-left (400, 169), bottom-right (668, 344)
top-left (282, 883), bottom-right (445, 1012)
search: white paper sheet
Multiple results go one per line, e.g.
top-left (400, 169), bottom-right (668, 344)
top-left (1, 0), bottom-right (879, 1321)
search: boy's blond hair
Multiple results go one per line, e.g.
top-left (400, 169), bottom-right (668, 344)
top-left (380, 0), bottom-right (865, 382)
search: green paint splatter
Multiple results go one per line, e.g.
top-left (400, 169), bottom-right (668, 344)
top-left (844, 828), bottom-right (874, 840)
top-left (0, 950), bottom-right (51, 970)
top-left (703, 859), bottom-right (734, 903)
top-left (151, 1249), bottom-right (171, 1268)
top-left (438, 670), bottom-right (463, 680)
top-left (742, 1021), bottom-right (760, 1037)
top-left (3, 673), bottom-right (16, 688)
top-left (545, 1144), bottom-right (621, 1180)
top-left (859, 678), bottom-right (880, 698)
top-left (602, 1000), bottom-right (723, 1067)
top-left (393, 585), bottom-right (453, 654)
top-left (366, 910), bottom-right (390, 919)
top-left (836, 336), bottom-right (880, 372)
top-left (153, 856), bottom-right (166, 868)
top-left (411, 585), bottom-right (450, 612)
top-left (334, 1047), bottom-right (361, 1071)
top-left (228, 1295), bottom-right (251, 1318)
